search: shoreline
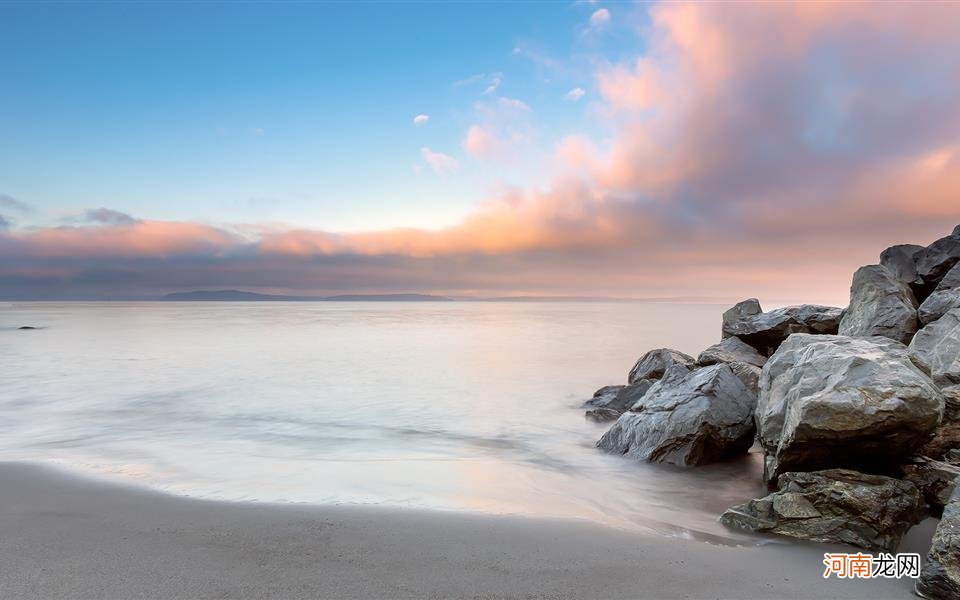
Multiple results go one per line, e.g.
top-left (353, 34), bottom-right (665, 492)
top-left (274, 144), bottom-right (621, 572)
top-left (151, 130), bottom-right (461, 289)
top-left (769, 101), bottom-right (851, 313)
top-left (0, 461), bottom-right (925, 599)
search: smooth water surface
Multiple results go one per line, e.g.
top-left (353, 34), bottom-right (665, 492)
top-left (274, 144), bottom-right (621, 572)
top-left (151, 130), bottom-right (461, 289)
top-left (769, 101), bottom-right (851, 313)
top-left (0, 302), bottom-right (766, 540)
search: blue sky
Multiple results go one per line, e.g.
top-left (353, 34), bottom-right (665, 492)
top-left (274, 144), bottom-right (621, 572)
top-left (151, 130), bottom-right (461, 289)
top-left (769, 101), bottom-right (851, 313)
top-left (1, 1), bottom-right (640, 231)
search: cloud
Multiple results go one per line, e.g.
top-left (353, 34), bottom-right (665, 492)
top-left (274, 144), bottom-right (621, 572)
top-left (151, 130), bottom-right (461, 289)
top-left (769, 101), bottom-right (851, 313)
top-left (483, 76), bottom-right (502, 95)
top-left (0, 215), bottom-right (9, 231)
top-left (84, 208), bottom-right (140, 226)
top-left (589, 8), bottom-right (611, 29)
top-left (497, 97), bottom-right (530, 112)
top-left (566, 87), bottom-right (586, 101)
top-left (420, 147), bottom-right (460, 175)
top-left (3, 2), bottom-right (960, 302)
top-left (0, 194), bottom-right (33, 213)
top-left (463, 125), bottom-right (502, 158)
top-left (413, 114), bottom-right (430, 126)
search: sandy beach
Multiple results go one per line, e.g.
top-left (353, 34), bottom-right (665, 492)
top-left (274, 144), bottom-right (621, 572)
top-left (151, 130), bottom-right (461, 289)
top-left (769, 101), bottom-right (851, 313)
top-left (0, 461), bottom-right (924, 600)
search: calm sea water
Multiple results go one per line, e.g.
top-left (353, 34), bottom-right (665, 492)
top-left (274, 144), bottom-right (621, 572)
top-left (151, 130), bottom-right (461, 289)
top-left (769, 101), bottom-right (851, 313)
top-left (0, 301), bottom-right (766, 541)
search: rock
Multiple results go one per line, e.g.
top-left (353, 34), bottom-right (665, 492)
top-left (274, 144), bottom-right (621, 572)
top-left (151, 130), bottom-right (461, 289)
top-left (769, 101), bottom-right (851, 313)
top-left (585, 407), bottom-right (621, 423)
top-left (910, 308), bottom-right (960, 387)
top-left (720, 469), bottom-right (924, 552)
top-left (729, 361), bottom-right (762, 397)
top-left (838, 264), bottom-right (918, 344)
top-left (919, 289), bottom-right (960, 326)
top-left (697, 336), bottom-right (767, 368)
top-left (721, 301), bottom-right (844, 356)
top-left (722, 298), bottom-right (762, 336)
top-left (923, 423), bottom-right (960, 462)
top-left (917, 234), bottom-right (960, 289)
top-left (945, 385), bottom-right (960, 421)
top-left (880, 243), bottom-right (925, 287)
top-left (902, 457), bottom-right (960, 517)
top-left (583, 385), bottom-right (625, 409)
top-left (597, 364), bottom-right (756, 466)
top-left (584, 380), bottom-right (655, 413)
top-left (937, 263), bottom-right (960, 293)
top-left (947, 449), bottom-right (960, 465)
top-left (757, 334), bottom-right (944, 482)
top-left (627, 349), bottom-right (695, 384)
top-left (17, 326), bottom-right (37, 330)
top-left (916, 485), bottom-right (960, 599)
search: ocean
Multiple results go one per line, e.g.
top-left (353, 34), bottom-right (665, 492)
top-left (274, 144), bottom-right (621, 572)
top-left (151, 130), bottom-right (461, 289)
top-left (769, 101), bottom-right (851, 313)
top-left (0, 301), bottom-right (766, 541)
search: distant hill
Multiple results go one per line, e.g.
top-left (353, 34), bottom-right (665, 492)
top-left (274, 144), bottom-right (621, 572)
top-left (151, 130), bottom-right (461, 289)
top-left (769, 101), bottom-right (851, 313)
top-left (162, 290), bottom-right (453, 302)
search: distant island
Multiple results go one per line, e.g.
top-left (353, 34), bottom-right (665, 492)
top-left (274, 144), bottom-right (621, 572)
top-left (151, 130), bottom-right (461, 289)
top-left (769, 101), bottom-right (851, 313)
top-left (163, 290), bottom-right (453, 302)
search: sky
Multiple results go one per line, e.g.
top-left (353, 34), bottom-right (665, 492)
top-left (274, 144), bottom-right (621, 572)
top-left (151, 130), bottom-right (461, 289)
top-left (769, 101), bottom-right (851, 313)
top-left (1, 1), bottom-right (960, 303)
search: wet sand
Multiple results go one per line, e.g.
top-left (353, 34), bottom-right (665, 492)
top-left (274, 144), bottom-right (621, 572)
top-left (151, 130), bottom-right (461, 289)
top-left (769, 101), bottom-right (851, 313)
top-left (0, 462), bottom-right (922, 599)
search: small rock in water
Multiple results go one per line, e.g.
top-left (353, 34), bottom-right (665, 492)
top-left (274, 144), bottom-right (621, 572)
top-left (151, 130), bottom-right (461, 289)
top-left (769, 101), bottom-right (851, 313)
top-left (17, 326), bottom-right (37, 330)
top-left (585, 407), bottom-right (621, 423)
top-left (916, 484), bottom-right (960, 600)
top-left (720, 469), bottom-right (924, 552)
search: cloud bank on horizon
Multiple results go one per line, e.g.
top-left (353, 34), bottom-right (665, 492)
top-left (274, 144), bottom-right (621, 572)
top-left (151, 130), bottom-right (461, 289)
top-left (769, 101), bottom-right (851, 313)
top-left (2, 2), bottom-right (960, 302)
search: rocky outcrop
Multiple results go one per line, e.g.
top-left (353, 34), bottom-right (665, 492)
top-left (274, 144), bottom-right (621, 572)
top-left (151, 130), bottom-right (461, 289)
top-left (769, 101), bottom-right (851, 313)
top-left (880, 243), bottom-right (925, 288)
top-left (720, 469), bottom-right (924, 552)
top-left (920, 290), bottom-right (960, 326)
top-left (910, 308), bottom-right (960, 387)
top-left (585, 407), bottom-right (621, 422)
top-left (721, 301), bottom-right (843, 356)
top-left (627, 349), bottom-right (695, 384)
top-left (584, 380), bottom-right (655, 421)
top-left (697, 336), bottom-right (767, 368)
top-left (838, 264), bottom-right (918, 344)
top-left (917, 486), bottom-right (960, 600)
top-left (902, 457), bottom-right (960, 517)
top-left (597, 364), bottom-right (756, 466)
top-left (728, 361), bottom-right (762, 397)
top-left (924, 423), bottom-right (960, 463)
top-left (756, 334), bottom-right (943, 482)
top-left (938, 263), bottom-right (960, 293)
top-left (916, 233), bottom-right (960, 290)
top-left (584, 385), bottom-right (623, 408)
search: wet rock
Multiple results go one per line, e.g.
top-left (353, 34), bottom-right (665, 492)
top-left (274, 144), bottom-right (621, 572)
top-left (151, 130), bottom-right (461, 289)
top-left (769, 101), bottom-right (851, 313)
top-left (585, 407), bottom-right (621, 423)
top-left (916, 485), bottom-right (960, 599)
top-left (910, 308), bottom-right (960, 387)
top-left (697, 336), bottom-right (767, 368)
top-left (919, 290), bottom-right (960, 326)
top-left (917, 233), bottom-right (960, 289)
top-left (583, 385), bottom-right (625, 409)
top-left (597, 364), bottom-right (756, 467)
top-left (720, 469), bottom-right (924, 552)
top-left (923, 423), bottom-right (960, 463)
top-left (627, 348), bottom-right (695, 384)
top-left (838, 264), bottom-right (918, 344)
top-left (721, 301), bottom-right (843, 356)
top-left (757, 334), bottom-right (943, 482)
top-left (902, 457), bottom-right (960, 517)
top-left (17, 326), bottom-right (37, 330)
top-left (880, 243), bottom-right (925, 288)
top-left (584, 380), bottom-right (655, 414)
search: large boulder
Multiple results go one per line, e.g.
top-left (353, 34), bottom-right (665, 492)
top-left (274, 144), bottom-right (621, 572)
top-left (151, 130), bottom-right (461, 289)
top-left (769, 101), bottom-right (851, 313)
top-left (938, 263), bottom-right (960, 293)
top-left (729, 361), bottom-right (762, 397)
top-left (721, 301), bottom-right (843, 356)
top-left (627, 349), bottom-right (695, 384)
top-left (902, 457), bottom-right (960, 517)
top-left (583, 380), bottom-right (655, 421)
top-left (916, 232), bottom-right (960, 290)
top-left (910, 308), bottom-right (960, 387)
top-left (720, 469), bottom-right (924, 552)
top-left (597, 364), bottom-right (756, 466)
top-left (697, 336), bottom-right (767, 368)
top-left (757, 334), bottom-right (944, 482)
top-left (880, 243), bottom-right (925, 288)
top-left (920, 290), bottom-right (960, 326)
top-left (917, 485), bottom-right (960, 600)
top-left (838, 264), bottom-right (918, 344)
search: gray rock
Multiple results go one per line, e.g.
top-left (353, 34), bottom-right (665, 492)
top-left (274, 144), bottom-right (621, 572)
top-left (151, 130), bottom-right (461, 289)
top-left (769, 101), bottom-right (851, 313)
top-left (880, 243), bottom-right (925, 287)
top-left (910, 308), bottom-right (960, 387)
top-left (923, 422), bottom-right (960, 463)
top-left (916, 485), bottom-right (960, 599)
top-left (597, 364), bottom-right (756, 466)
top-left (838, 264), bottom-right (918, 344)
top-left (920, 289), bottom-right (960, 326)
top-left (729, 361), bottom-right (762, 397)
top-left (722, 298), bottom-right (762, 337)
top-left (627, 348), bottom-right (695, 384)
top-left (945, 385), bottom-right (960, 422)
top-left (917, 234), bottom-right (960, 288)
top-left (722, 301), bottom-right (844, 356)
top-left (902, 457), bottom-right (960, 517)
top-left (584, 381), bottom-right (655, 418)
top-left (583, 385), bottom-right (625, 409)
top-left (937, 263), bottom-right (960, 293)
top-left (697, 336), bottom-right (767, 368)
top-left (757, 334), bottom-right (944, 482)
top-left (585, 407), bottom-right (621, 423)
top-left (720, 469), bottom-right (924, 552)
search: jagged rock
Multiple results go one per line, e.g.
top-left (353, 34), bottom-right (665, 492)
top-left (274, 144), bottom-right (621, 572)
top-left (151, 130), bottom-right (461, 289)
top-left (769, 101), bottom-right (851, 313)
top-left (880, 243), bottom-right (925, 287)
top-left (585, 407), bottom-right (621, 422)
top-left (910, 308), bottom-right (960, 387)
top-left (720, 469), bottom-right (924, 551)
top-left (584, 380), bottom-right (655, 413)
top-left (597, 364), bottom-right (756, 466)
top-left (721, 301), bottom-right (843, 356)
top-left (584, 385), bottom-right (625, 408)
top-left (902, 457), bottom-right (960, 517)
top-left (924, 423), bottom-right (960, 462)
top-left (938, 263), bottom-right (960, 293)
top-left (627, 349), bottom-right (695, 384)
top-left (947, 449), bottom-right (960, 465)
top-left (757, 334), bottom-right (944, 482)
top-left (838, 264), bottom-right (918, 344)
top-left (697, 336), bottom-right (767, 368)
top-left (917, 233), bottom-right (960, 289)
top-left (920, 289), bottom-right (960, 326)
top-left (916, 485), bottom-right (960, 599)
top-left (945, 385), bottom-right (960, 421)
top-left (729, 361), bottom-right (762, 397)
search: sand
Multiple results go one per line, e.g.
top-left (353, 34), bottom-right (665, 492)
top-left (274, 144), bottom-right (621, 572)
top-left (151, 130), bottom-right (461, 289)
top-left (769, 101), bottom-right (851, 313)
top-left (0, 461), bottom-right (925, 599)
